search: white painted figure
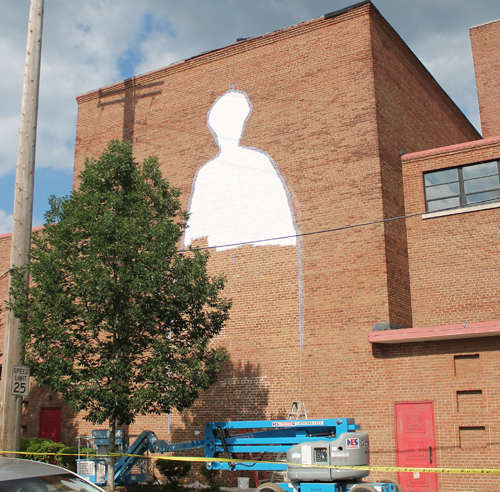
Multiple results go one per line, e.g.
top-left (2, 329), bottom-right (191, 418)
top-left (183, 90), bottom-right (297, 252)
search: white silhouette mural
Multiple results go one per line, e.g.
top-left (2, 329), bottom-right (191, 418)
top-left (183, 90), bottom-right (297, 251)
top-left (183, 89), bottom-right (303, 349)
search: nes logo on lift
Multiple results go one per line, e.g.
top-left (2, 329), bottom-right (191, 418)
top-left (346, 438), bottom-right (359, 449)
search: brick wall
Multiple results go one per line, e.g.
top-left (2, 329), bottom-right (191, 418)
top-left (1, 3), bottom-right (498, 490)
top-left (403, 138), bottom-right (500, 327)
top-left (373, 338), bottom-right (500, 491)
top-left (470, 19), bottom-right (500, 138)
top-left (401, 137), bottom-right (500, 491)
top-left (73, 2), bottom-right (392, 445)
top-left (370, 7), bottom-right (481, 330)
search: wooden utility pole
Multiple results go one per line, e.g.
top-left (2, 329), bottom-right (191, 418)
top-left (0, 0), bottom-right (44, 454)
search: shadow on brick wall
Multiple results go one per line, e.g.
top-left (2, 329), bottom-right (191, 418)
top-left (176, 356), bottom-right (271, 435)
top-left (167, 356), bottom-right (276, 486)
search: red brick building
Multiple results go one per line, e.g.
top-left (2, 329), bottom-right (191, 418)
top-left (1, 2), bottom-right (500, 491)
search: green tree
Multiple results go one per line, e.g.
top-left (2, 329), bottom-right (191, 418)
top-left (8, 140), bottom-right (230, 490)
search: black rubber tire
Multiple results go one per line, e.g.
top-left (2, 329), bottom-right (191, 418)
top-left (349, 485), bottom-right (378, 492)
top-left (255, 483), bottom-right (285, 492)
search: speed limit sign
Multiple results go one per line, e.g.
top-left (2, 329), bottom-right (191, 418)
top-left (11, 365), bottom-right (30, 397)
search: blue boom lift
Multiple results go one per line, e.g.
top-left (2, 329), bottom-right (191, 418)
top-left (77, 418), bottom-right (402, 492)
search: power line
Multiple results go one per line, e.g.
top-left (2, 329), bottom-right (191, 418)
top-left (183, 211), bottom-right (420, 252)
top-left (182, 196), bottom-right (500, 252)
top-left (1, 197), bottom-right (497, 277)
top-left (0, 269), bottom-right (13, 282)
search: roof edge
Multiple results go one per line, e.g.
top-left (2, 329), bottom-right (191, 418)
top-left (470, 18), bottom-right (500, 31)
top-left (76, 1), bottom-right (372, 104)
top-left (368, 319), bottom-right (500, 344)
top-left (402, 135), bottom-right (500, 162)
top-left (325, 0), bottom-right (370, 20)
top-left (0, 225), bottom-right (45, 241)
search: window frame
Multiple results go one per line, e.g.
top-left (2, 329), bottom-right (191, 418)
top-left (423, 159), bottom-right (500, 213)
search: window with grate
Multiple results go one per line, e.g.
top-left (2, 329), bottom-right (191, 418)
top-left (424, 160), bottom-right (500, 212)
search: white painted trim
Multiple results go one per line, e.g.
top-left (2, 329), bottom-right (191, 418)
top-left (470, 18), bottom-right (500, 30)
top-left (422, 200), bottom-right (500, 219)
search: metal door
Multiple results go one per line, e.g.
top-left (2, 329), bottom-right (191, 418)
top-left (395, 402), bottom-right (437, 492)
top-left (39, 407), bottom-right (61, 442)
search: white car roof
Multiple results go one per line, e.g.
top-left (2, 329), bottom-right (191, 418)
top-left (0, 457), bottom-right (70, 481)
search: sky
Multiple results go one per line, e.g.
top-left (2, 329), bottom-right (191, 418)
top-left (0, 0), bottom-right (499, 235)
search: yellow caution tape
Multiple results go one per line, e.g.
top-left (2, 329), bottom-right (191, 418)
top-left (1, 450), bottom-right (499, 475)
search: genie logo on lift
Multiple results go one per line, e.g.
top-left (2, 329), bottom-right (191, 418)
top-left (272, 420), bottom-right (324, 427)
top-left (346, 438), bottom-right (359, 449)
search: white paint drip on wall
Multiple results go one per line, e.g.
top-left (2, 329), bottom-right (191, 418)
top-left (183, 90), bottom-right (297, 252)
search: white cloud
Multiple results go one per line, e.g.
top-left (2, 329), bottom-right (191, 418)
top-left (0, 1), bottom-right (152, 177)
top-left (134, 33), bottom-right (185, 77)
top-left (0, 115), bottom-right (21, 178)
top-left (0, 210), bottom-right (13, 236)
top-left (413, 32), bottom-right (481, 131)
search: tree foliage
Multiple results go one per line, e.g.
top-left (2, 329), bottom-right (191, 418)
top-left (155, 459), bottom-right (191, 488)
top-left (9, 140), bottom-right (230, 428)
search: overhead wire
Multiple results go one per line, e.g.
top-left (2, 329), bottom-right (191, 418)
top-left (181, 196), bottom-right (500, 252)
top-left (2, 195), bottom-right (496, 281)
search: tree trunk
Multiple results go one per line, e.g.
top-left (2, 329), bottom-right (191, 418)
top-left (107, 419), bottom-right (116, 492)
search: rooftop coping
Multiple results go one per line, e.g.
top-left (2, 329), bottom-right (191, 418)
top-left (470, 17), bottom-right (500, 30)
top-left (368, 319), bottom-right (500, 344)
top-left (0, 225), bottom-right (45, 241)
top-left (77, 1), bottom-right (373, 100)
top-left (401, 135), bottom-right (500, 162)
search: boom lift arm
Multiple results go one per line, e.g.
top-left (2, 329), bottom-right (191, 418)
top-left (78, 418), bottom-right (401, 492)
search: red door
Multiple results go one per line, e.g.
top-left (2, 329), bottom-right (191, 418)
top-left (395, 402), bottom-right (437, 492)
top-left (39, 408), bottom-right (61, 442)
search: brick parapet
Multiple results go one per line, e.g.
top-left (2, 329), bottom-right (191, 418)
top-left (76, 3), bottom-right (372, 105)
top-left (470, 18), bottom-right (500, 138)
